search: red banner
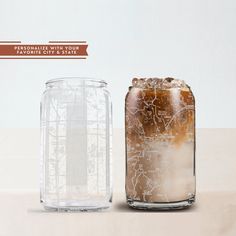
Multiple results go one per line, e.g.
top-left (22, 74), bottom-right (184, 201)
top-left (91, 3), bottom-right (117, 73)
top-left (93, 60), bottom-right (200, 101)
top-left (0, 41), bottom-right (88, 59)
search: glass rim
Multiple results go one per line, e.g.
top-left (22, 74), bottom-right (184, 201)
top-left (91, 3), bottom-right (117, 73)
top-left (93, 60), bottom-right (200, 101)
top-left (46, 77), bottom-right (107, 86)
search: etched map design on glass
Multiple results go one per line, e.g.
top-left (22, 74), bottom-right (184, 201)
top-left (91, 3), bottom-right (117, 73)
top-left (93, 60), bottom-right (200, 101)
top-left (40, 78), bottom-right (112, 211)
top-left (125, 78), bottom-right (195, 209)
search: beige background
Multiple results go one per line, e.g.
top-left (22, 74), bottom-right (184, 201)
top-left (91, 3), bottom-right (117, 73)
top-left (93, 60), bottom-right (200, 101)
top-left (0, 128), bottom-right (236, 235)
top-left (0, 128), bottom-right (235, 193)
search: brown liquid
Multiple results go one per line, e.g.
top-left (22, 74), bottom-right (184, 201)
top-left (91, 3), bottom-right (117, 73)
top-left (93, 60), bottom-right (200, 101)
top-left (125, 78), bottom-right (195, 203)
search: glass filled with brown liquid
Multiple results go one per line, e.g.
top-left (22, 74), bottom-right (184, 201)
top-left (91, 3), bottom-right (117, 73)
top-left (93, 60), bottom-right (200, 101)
top-left (125, 77), bottom-right (195, 210)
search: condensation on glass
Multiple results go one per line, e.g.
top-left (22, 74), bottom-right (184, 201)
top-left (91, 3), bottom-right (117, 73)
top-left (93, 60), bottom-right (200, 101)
top-left (125, 77), bottom-right (195, 210)
top-left (40, 77), bottom-right (112, 211)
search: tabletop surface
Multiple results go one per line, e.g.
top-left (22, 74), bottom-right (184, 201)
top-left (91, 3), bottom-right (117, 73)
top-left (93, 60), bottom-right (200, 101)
top-left (0, 128), bottom-right (235, 235)
top-left (0, 191), bottom-right (236, 236)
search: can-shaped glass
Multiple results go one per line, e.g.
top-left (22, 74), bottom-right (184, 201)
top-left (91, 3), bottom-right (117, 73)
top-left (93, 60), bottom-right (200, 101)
top-left (40, 77), bottom-right (112, 211)
top-left (125, 77), bottom-right (195, 210)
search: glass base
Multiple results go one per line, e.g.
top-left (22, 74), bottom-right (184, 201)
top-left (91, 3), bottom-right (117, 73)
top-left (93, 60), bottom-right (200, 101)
top-left (41, 200), bottom-right (111, 212)
top-left (127, 197), bottom-right (195, 210)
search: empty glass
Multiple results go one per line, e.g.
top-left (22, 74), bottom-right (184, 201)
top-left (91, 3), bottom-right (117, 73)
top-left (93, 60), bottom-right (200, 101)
top-left (40, 77), bottom-right (112, 211)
